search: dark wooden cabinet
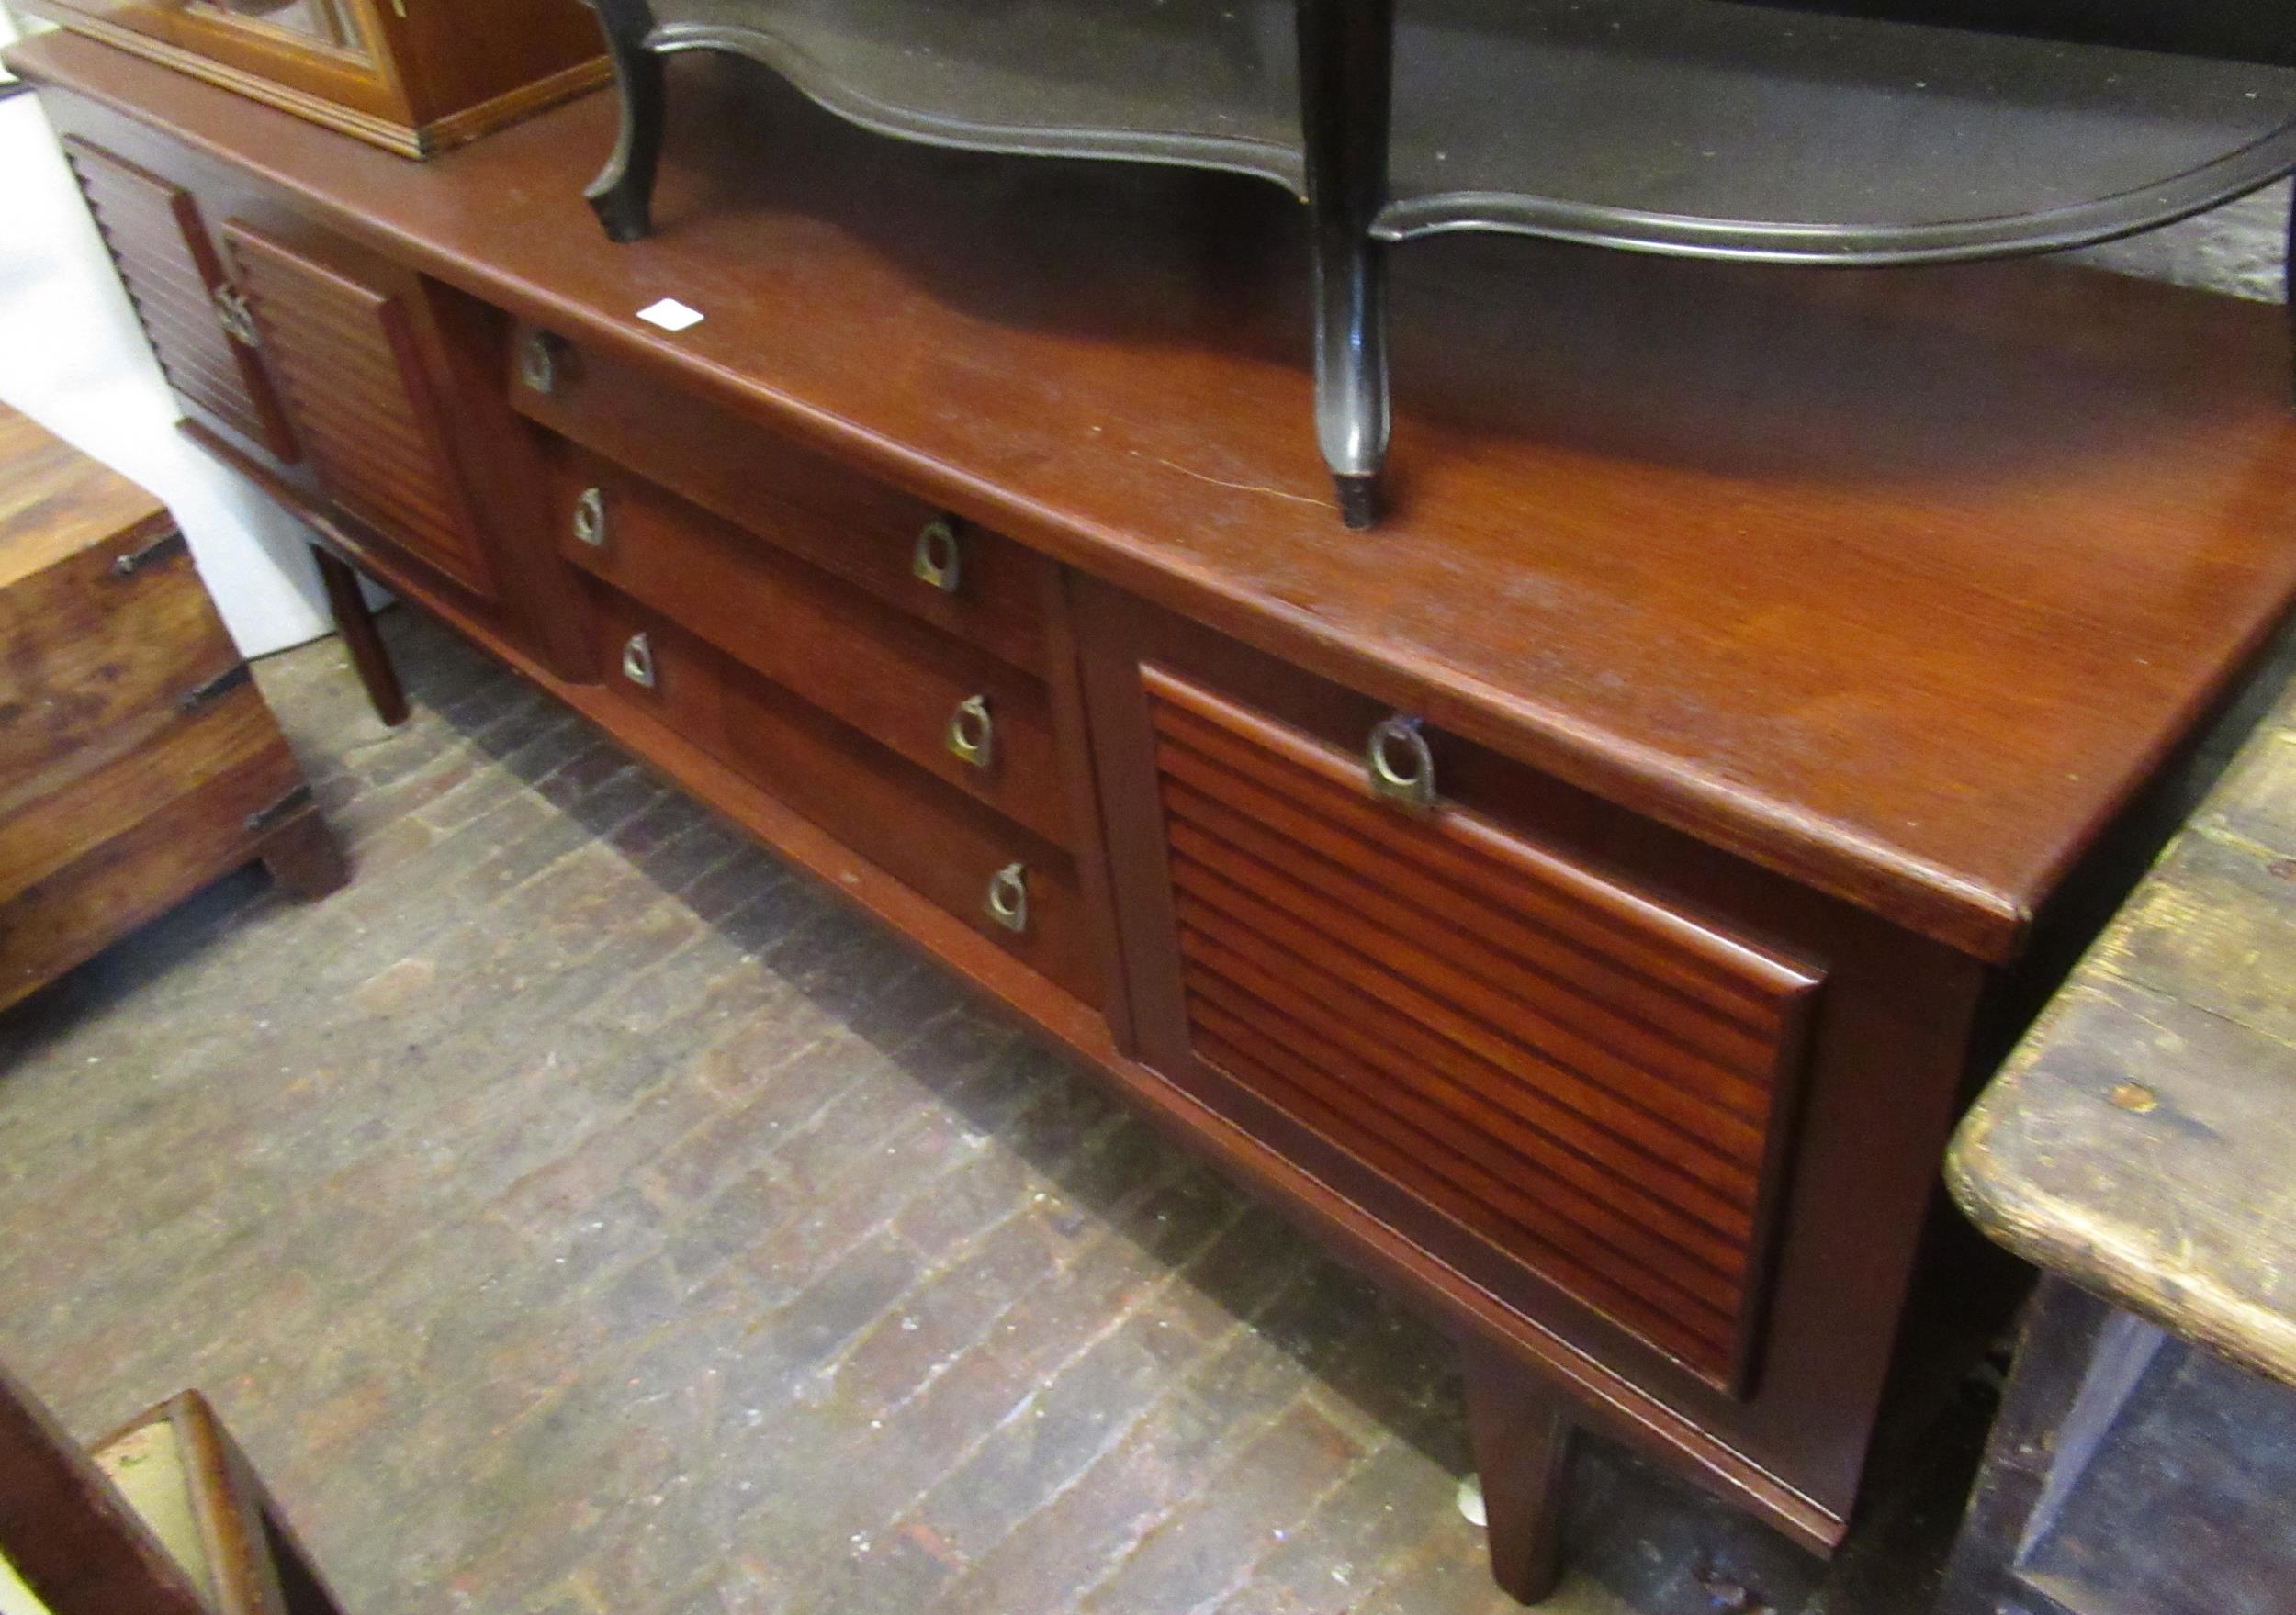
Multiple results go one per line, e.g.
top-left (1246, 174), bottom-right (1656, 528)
top-left (19, 31), bottom-right (2296, 1602)
top-left (46, 118), bottom-right (595, 688)
top-left (22, 0), bottom-right (604, 155)
top-left (60, 136), bottom-right (298, 465)
top-left (1070, 580), bottom-right (2018, 1564)
top-left (222, 219), bottom-right (501, 600)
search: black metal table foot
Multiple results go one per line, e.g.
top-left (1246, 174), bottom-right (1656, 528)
top-left (585, 0), bottom-right (667, 242)
top-left (1334, 472), bottom-right (1381, 530)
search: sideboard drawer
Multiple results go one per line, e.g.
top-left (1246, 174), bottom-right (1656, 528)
top-left (585, 581), bottom-right (727, 748)
top-left (584, 579), bottom-right (1097, 1005)
top-left (545, 438), bottom-right (1070, 848)
top-left (718, 663), bottom-right (1098, 1005)
top-left (512, 328), bottom-right (1046, 673)
top-left (1138, 667), bottom-right (1821, 1391)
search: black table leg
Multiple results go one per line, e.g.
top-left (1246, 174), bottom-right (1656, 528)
top-left (1298, 0), bottom-right (1392, 529)
top-left (587, 0), bottom-right (668, 242)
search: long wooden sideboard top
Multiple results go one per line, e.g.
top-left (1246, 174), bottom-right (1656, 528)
top-left (16, 28), bottom-right (2296, 1601)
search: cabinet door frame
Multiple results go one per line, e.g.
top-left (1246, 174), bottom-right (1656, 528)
top-left (60, 135), bottom-right (301, 465)
top-left (1071, 574), bottom-right (1996, 1535)
top-left (221, 214), bottom-right (502, 602)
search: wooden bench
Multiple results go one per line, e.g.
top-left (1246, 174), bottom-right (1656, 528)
top-left (1942, 669), bottom-right (2296, 1615)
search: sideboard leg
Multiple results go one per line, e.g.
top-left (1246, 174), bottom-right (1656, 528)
top-left (310, 544), bottom-right (408, 728)
top-left (586, 0), bottom-right (667, 242)
top-left (1297, 0), bottom-right (1392, 529)
top-left (1462, 1338), bottom-right (1576, 1605)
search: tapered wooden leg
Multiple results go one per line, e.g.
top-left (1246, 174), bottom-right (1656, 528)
top-left (257, 808), bottom-right (346, 901)
top-left (1462, 1338), bottom-right (1576, 1606)
top-left (587, 0), bottom-right (668, 242)
top-left (309, 544), bottom-right (406, 727)
top-left (2284, 181), bottom-right (2294, 410)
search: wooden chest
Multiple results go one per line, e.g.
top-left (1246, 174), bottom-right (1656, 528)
top-left (0, 405), bottom-right (341, 1013)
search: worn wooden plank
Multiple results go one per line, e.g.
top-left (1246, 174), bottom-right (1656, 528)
top-left (1948, 674), bottom-right (2296, 1391)
top-left (0, 406), bottom-right (169, 589)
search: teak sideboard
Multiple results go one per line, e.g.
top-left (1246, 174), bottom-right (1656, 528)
top-left (17, 32), bottom-right (2296, 1601)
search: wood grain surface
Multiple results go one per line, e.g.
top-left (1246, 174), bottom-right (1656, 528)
top-left (223, 219), bottom-right (500, 599)
top-left (515, 334), bottom-right (1050, 674)
top-left (1949, 668), bottom-right (2296, 1389)
top-left (1146, 666), bottom-right (1819, 1388)
top-left (0, 400), bottom-right (168, 588)
top-left (15, 33), bottom-right (2296, 964)
top-left (0, 401), bottom-right (332, 1014)
top-left (545, 439), bottom-right (1072, 846)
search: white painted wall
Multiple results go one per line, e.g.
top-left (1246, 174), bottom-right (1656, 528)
top-left (0, 84), bottom-right (333, 656)
top-left (2077, 181), bottom-right (2290, 304)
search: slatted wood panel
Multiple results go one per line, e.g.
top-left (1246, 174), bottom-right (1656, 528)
top-left (1143, 667), bottom-right (1822, 1387)
top-left (220, 222), bottom-right (497, 600)
top-left (61, 139), bottom-right (297, 462)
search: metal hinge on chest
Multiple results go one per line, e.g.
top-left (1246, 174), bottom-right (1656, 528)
top-left (110, 531), bottom-right (189, 578)
top-left (177, 663), bottom-right (254, 715)
top-left (242, 785), bottom-right (315, 837)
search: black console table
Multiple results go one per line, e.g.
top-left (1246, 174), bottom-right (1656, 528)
top-left (580, 0), bottom-right (2296, 526)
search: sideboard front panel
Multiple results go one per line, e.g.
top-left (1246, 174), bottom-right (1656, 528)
top-left (1142, 663), bottom-right (1819, 1390)
top-left (61, 136), bottom-right (298, 463)
top-left (221, 219), bottom-right (500, 600)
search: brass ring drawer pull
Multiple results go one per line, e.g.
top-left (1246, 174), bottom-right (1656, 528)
top-left (620, 631), bottom-right (657, 690)
top-left (985, 861), bottom-right (1029, 933)
top-left (913, 517), bottom-right (962, 594)
top-left (572, 486), bottom-right (609, 548)
top-left (1367, 713), bottom-right (1435, 812)
top-left (213, 286), bottom-right (259, 347)
top-left (947, 694), bottom-right (994, 769)
top-left (519, 330), bottom-right (567, 394)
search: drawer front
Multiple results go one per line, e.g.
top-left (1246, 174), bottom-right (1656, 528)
top-left (586, 582), bottom-right (729, 749)
top-left (223, 220), bottom-right (500, 600)
top-left (1139, 667), bottom-right (1820, 1392)
top-left (60, 138), bottom-right (299, 464)
top-left (512, 328), bottom-right (1046, 672)
top-left (0, 528), bottom-right (247, 822)
top-left (587, 585), bottom-right (1097, 1004)
top-left (549, 442), bottom-right (1069, 847)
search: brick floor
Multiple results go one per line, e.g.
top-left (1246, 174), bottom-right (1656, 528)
top-left (0, 610), bottom-right (1976, 1615)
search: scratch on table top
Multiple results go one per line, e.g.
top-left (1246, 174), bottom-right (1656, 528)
top-left (1131, 451), bottom-right (1327, 509)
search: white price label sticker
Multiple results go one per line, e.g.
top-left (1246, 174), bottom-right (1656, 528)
top-left (636, 298), bottom-right (705, 332)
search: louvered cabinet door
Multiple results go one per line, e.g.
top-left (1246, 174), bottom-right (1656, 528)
top-left (1127, 665), bottom-right (1822, 1395)
top-left (61, 139), bottom-right (298, 464)
top-left (219, 220), bottom-right (501, 600)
